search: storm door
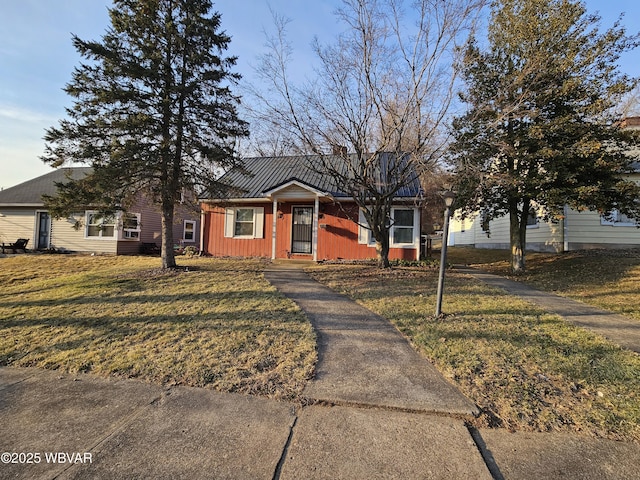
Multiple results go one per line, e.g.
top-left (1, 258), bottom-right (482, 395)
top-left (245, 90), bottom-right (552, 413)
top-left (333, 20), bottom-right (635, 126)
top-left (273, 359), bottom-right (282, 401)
top-left (36, 212), bottom-right (50, 250)
top-left (291, 206), bottom-right (313, 254)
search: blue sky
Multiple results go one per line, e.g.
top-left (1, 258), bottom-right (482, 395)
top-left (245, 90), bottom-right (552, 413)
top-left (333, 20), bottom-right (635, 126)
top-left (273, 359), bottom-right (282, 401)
top-left (1, 0), bottom-right (639, 189)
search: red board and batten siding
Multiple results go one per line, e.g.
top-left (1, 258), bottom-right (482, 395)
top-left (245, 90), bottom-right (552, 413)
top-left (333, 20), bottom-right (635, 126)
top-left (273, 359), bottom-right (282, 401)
top-left (316, 203), bottom-right (416, 261)
top-left (201, 202), bottom-right (273, 257)
top-left (201, 201), bottom-right (417, 261)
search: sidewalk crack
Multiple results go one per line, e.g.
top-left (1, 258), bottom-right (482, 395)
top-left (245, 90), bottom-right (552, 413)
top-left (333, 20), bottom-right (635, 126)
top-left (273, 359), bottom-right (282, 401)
top-left (272, 413), bottom-right (299, 480)
top-left (467, 424), bottom-right (505, 480)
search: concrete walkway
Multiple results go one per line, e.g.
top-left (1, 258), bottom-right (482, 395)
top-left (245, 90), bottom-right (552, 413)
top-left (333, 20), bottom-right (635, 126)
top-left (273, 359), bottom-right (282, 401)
top-left (459, 267), bottom-right (640, 353)
top-left (2, 264), bottom-right (639, 479)
top-left (264, 264), bottom-right (477, 415)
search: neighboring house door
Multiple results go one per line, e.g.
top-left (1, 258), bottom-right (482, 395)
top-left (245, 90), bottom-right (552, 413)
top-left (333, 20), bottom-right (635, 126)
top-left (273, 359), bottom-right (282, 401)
top-left (36, 212), bottom-right (50, 249)
top-left (291, 206), bottom-right (313, 254)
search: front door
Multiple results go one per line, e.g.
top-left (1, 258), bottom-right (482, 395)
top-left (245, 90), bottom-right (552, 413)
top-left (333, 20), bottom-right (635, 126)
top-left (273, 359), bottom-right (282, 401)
top-left (36, 212), bottom-right (50, 250)
top-left (291, 206), bottom-right (313, 254)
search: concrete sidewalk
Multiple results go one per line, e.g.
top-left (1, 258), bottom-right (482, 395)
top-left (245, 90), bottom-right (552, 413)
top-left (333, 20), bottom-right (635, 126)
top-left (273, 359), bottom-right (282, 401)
top-left (1, 264), bottom-right (639, 479)
top-left (264, 264), bottom-right (477, 415)
top-left (1, 368), bottom-right (491, 480)
top-left (459, 267), bottom-right (640, 353)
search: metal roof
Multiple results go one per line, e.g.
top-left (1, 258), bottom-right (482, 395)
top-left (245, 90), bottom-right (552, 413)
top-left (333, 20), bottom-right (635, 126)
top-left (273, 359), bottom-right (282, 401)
top-left (0, 167), bottom-right (92, 206)
top-left (214, 154), bottom-right (423, 200)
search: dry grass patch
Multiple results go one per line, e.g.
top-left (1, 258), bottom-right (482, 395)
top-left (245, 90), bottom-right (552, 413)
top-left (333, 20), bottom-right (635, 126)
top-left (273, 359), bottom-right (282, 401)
top-left (448, 247), bottom-right (640, 322)
top-left (307, 263), bottom-right (640, 442)
top-left (0, 255), bottom-right (316, 400)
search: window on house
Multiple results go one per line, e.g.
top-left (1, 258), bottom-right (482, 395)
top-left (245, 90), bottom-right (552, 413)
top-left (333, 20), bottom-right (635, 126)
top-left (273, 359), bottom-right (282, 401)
top-left (526, 208), bottom-right (539, 228)
top-left (358, 209), bottom-right (384, 245)
top-left (601, 210), bottom-right (636, 226)
top-left (359, 208), bottom-right (416, 246)
top-left (122, 213), bottom-right (141, 239)
top-left (86, 212), bottom-right (116, 238)
top-left (224, 207), bottom-right (264, 239)
top-left (183, 220), bottom-right (196, 242)
top-left (235, 208), bottom-right (255, 236)
top-left (392, 209), bottom-right (415, 244)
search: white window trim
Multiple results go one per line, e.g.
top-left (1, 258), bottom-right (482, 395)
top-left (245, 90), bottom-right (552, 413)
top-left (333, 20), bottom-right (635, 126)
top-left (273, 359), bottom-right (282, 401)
top-left (601, 209), bottom-right (636, 227)
top-left (121, 213), bottom-right (142, 241)
top-left (358, 209), bottom-right (377, 245)
top-left (183, 219), bottom-right (196, 242)
top-left (358, 207), bottom-right (419, 248)
top-left (390, 207), bottom-right (419, 247)
top-left (224, 207), bottom-right (265, 239)
top-left (85, 211), bottom-right (117, 240)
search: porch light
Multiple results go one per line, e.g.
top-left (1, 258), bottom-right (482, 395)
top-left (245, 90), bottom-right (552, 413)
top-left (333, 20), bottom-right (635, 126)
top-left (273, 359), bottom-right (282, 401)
top-left (435, 190), bottom-right (455, 318)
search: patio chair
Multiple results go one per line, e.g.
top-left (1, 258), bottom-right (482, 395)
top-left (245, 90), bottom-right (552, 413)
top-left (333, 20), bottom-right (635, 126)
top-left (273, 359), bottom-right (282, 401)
top-left (1, 238), bottom-right (29, 254)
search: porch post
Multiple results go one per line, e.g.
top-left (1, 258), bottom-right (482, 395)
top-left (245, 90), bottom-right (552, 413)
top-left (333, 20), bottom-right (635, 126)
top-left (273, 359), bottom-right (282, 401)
top-left (272, 198), bottom-right (277, 260)
top-left (313, 196), bottom-right (319, 262)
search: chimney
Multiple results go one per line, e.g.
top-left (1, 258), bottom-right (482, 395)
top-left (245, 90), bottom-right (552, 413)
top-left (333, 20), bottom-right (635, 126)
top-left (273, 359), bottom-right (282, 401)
top-left (332, 145), bottom-right (348, 156)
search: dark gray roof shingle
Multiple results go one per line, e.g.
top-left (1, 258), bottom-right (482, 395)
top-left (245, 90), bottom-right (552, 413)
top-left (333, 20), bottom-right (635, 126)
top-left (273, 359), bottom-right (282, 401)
top-left (0, 167), bottom-right (92, 205)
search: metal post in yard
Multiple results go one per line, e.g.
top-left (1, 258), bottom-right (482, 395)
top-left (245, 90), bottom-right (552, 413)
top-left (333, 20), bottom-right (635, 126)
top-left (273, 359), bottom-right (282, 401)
top-left (435, 190), bottom-right (455, 318)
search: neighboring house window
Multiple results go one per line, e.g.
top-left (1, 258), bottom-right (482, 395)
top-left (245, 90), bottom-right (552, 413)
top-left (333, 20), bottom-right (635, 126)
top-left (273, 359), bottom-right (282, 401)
top-left (122, 213), bottom-right (141, 239)
top-left (392, 208), bottom-right (415, 244)
top-left (183, 220), bottom-right (196, 242)
top-left (224, 207), bottom-right (265, 239)
top-left (86, 212), bottom-right (116, 238)
top-left (526, 208), bottom-right (539, 229)
top-left (601, 210), bottom-right (636, 226)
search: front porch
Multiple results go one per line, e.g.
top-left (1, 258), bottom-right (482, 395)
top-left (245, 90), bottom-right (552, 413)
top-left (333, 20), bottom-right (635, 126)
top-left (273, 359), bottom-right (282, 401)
top-left (265, 179), bottom-right (333, 262)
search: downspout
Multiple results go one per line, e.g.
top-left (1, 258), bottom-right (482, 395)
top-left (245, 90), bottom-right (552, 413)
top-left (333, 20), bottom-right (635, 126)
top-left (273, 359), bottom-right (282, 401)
top-left (313, 196), bottom-right (319, 262)
top-left (272, 198), bottom-right (278, 260)
top-left (199, 209), bottom-right (206, 254)
top-left (563, 204), bottom-right (569, 252)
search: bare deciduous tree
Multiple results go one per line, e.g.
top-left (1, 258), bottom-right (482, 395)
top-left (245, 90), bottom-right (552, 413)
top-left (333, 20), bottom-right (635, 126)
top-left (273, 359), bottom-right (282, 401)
top-left (247, 0), bottom-right (485, 267)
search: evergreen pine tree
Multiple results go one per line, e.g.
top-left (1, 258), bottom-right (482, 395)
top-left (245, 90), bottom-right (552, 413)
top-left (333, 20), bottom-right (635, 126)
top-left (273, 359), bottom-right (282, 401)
top-left (449, 0), bottom-right (640, 273)
top-left (42, 0), bottom-right (248, 268)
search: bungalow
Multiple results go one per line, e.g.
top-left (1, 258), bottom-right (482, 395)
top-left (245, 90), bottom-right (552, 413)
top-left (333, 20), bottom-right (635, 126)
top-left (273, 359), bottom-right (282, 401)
top-left (199, 154), bottom-right (423, 261)
top-left (450, 119), bottom-right (640, 252)
top-left (0, 167), bottom-right (199, 254)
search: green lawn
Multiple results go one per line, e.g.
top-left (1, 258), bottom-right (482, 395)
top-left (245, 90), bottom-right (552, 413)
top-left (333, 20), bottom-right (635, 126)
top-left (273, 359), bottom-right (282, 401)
top-left (307, 261), bottom-right (640, 442)
top-left (0, 255), bottom-right (316, 400)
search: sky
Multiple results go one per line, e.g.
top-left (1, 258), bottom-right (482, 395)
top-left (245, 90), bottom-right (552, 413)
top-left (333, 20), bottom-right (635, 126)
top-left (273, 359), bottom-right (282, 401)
top-left (1, 0), bottom-right (639, 190)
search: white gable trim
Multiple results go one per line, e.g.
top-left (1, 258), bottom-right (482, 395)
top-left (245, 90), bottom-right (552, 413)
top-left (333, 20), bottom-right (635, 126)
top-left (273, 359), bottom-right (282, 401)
top-left (263, 180), bottom-right (332, 200)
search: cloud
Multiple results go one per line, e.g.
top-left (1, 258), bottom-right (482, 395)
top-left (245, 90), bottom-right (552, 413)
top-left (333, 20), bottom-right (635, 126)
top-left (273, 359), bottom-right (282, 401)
top-left (0, 105), bottom-right (58, 125)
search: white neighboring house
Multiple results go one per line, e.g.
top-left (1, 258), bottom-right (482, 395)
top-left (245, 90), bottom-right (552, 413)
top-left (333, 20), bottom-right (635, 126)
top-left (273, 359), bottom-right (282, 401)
top-left (450, 119), bottom-right (640, 252)
top-left (0, 167), bottom-right (199, 254)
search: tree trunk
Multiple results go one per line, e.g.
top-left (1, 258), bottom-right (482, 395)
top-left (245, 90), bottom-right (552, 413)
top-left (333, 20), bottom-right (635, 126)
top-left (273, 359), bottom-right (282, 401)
top-left (509, 203), bottom-right (527, 274)
top-left (161, 200), bottom-right (177, 269)
top-left (375, 234), bottom-right (391, 269)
